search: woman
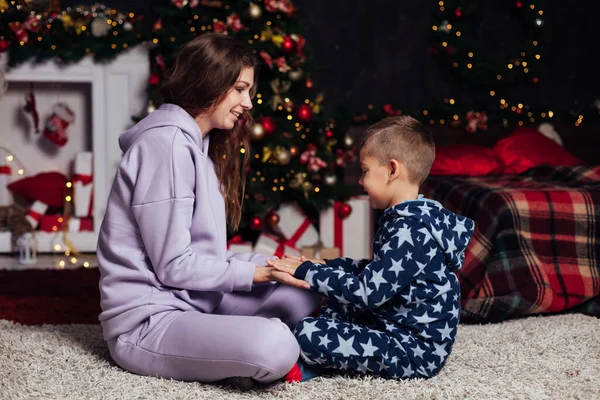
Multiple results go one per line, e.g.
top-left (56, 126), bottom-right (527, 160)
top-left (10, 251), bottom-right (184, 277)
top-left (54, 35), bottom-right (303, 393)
top-left (96, 33), bottom-right (322, 387)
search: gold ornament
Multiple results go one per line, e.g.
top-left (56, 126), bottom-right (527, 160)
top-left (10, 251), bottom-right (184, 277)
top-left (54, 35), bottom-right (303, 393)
top-left (344, 135), bottom-right (354, 148)
top-left (90, 17), bottom-right (111, 37)
top-left (312, 93), bottom-right (324, 114)
top-left (1, 0), bottom-right (11, 11)
top-left (288, 69), bottom-right (303, 81)
top-left (324, 174), bottom-right (338, 186)
top-left (260, 26), bottom-right (284, 47)
top-left (290, 172), bottom-right (313, 198)
top-left (248, 3), bottom-right (262, 19)
top-left (261, 146), bottom-right (273, 163)
top-left (251, 123), bottom-right (265, 141)
top-left (276, 148), bottom-right (291, 165)
top-left (269, 78), bottom-right (292, 111)
top-left (73, 20), bottom-right (86, 35)
top-left (61, 14), bottom-right (74, 29)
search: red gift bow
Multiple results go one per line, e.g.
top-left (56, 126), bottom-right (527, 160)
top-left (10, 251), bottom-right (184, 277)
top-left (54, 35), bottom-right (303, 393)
top-left (72, 173), bottom-right (93, 185)
top-left (227, 235), bottom-right (244, 249)
top-left (72, 173), bottom-right (94, 216)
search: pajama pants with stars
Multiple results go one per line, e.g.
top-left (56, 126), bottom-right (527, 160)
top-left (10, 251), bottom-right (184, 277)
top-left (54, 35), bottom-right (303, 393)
top-left (294, 303), bottom-right (443, 379)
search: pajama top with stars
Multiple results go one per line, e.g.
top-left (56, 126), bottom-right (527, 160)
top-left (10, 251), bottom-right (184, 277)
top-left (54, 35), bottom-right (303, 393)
top-left (293, 195), bottom-right (475, 379)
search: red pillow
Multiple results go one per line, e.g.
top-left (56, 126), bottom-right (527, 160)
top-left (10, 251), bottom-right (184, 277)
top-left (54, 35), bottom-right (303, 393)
top-left (431, 144), bottom-right (502, 176)
top-left (494, 130), bottom-right (584, 174)
top-left (7, 172), bottom-right (69, 208)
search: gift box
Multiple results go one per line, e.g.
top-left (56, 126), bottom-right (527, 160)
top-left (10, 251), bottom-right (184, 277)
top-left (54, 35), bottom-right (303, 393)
top-left (300, 246), bottom-right (340, 260)
top-left (68, 217), bottom-right (93, 232)
top-left (0, 148), bottom-right (12, 206)
top-left (39, 215), bottom-right (93, 232)
top-left (272, 202), bottom-right (319, 249)
top-left (254, 233), bottom-right (301, 258)
top-left (72, 151), bottom-right (93, 217)
top-left (227, 235), bottom-right (253, 253)
top-left (319, 196), bottom-right (374, 260)
top-left (25, 200), bottom-right (48, 229)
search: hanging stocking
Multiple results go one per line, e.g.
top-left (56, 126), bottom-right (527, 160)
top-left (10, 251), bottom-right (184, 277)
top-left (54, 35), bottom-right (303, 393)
top-left (43, 102), bottom-right (75, 147)
top-left (23, 86), bottom-right (40, 134)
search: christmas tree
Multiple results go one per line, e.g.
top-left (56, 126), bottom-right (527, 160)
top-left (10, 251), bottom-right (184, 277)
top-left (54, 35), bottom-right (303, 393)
top-left (145, 0), bottom-right (354, 234)
top-left (0, 0), bottom-right (355, 237)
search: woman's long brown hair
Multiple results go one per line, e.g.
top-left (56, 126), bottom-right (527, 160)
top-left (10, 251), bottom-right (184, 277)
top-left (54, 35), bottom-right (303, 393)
top-left (160, 33), bottom-right (259, 230)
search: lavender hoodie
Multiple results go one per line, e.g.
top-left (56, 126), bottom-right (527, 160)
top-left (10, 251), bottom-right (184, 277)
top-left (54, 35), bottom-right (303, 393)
top-left (97, 103), bottom-right (270, 341)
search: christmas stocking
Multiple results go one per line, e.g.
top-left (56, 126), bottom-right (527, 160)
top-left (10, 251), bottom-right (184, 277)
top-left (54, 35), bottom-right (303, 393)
top-left (43, 102), bottom-right (75, 147)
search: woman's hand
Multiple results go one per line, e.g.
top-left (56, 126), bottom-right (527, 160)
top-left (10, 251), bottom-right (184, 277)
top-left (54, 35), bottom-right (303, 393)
top-left (253, 266), bottom-right (310, 289)
top-left (283, 253), bottom-right (326, 265)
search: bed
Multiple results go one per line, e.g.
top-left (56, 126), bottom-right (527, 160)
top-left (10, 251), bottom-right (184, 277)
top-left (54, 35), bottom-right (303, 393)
top-left (420, 124), bottom-right (600, 323)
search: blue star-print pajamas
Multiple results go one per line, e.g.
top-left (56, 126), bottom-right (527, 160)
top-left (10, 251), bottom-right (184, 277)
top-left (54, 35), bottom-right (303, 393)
top-left (293, 195), bottom-right (474, 379)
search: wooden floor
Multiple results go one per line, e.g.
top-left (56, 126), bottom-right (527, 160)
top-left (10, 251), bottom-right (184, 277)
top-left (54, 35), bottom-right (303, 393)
top-left (0, 253), bottom-right (98, 270)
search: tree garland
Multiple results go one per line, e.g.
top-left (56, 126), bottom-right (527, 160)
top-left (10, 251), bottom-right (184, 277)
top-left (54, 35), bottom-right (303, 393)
top-left (429, 0), bottom-right (545, 88)
top-left (0, 2), bottom-right (146, 66)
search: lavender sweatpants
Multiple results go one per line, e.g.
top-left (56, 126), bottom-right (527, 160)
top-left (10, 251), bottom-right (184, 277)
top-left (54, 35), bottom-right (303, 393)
top-left (106, 283), bottom-right (322, 384)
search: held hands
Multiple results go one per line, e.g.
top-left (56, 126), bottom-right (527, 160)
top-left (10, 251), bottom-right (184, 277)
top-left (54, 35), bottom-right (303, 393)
top-left (253, 265), bottom-right (310, 289)
top-left (265, 253), bottom-right (325, 278)
top-left (281, 253), bottom-right (326, 265)
top-left (253, 253), bottom-right (326, 290)
top-left (266, 257), bottom-right (302, 276)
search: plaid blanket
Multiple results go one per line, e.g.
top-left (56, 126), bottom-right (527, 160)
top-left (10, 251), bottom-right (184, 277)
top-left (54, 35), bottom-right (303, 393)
top-left (421, 165), bottom-right (600, 323)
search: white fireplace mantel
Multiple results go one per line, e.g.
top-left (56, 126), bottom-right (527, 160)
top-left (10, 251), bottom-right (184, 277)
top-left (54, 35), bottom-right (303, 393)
top-left (0, 47), bottom-right (149, 252)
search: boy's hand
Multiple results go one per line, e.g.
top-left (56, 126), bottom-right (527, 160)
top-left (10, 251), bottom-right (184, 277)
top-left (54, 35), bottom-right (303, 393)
top-left (282, 253), bottom-right (326, 265)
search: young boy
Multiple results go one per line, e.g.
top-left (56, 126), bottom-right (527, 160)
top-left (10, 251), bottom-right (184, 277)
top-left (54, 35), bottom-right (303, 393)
top-left (267, 115), bottom-right (475, 382)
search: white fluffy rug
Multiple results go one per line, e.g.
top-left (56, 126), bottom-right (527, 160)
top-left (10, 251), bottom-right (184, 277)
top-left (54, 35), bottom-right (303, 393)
top-left (1, 314), bottom-right (598, 400)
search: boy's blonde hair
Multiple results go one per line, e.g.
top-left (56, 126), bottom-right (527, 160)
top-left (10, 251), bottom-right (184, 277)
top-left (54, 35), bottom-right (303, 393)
top-left (358, 115), bottom-right (435, 186)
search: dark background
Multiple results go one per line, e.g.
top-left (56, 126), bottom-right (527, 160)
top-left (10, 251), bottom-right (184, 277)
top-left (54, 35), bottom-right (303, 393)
top-left (63, 0), bottom-right (600, 115)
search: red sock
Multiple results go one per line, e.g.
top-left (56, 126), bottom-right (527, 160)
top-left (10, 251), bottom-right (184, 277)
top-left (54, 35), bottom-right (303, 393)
top-left (284, 363), bottom-right (302, 383)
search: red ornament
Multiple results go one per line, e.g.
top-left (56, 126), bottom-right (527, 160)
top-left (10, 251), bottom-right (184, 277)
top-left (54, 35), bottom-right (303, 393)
top-left (336, 203), bottom-right (352, 219)
top-left (148, 73), bottom-right (160, 86)
top-left (260, 116), bottom-right (277, 135)
top-left (325, 130), bottom-right (334, 138)
top-left (532, 77), bottom-right (539, 84)
top-left (455, 9), bottom-right (462, 17)
top-left (515, 1), bottom-right (522, 8)
top-left (305, 77), bottom-right (314, 89)
top-left (250, 216), bottom-right (263, 230)
top-left (267, 210), bottom-right (280, 227)
top-left (282, 36), bottom-right (295, 54)
top-left (296, 104), bottom-right (313, 123)
top-left (0, 40), bottom-right (9, 53)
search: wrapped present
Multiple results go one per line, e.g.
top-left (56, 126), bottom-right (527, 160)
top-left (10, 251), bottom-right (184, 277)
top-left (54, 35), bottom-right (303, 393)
top-left (25, 200), bottom-right (48, 228)
top-left (39, 215), bottom-right (93, 232)
top-left (300, 245), bottom-right (340, 260)
top-left (254, 233), bottom-right (301, 258)
top-left (319, 196), bottom-right (374, 260)
top-left (68, 217), bottom-right (93, 232)
top-left (72, 151), bottom-right (93, 217)
top-left (272, 202), bottom-right (319, 248)
top-left (227, 234), bottom-right (253, 253)
top-left (0, 148), bottom-right (12, 206)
